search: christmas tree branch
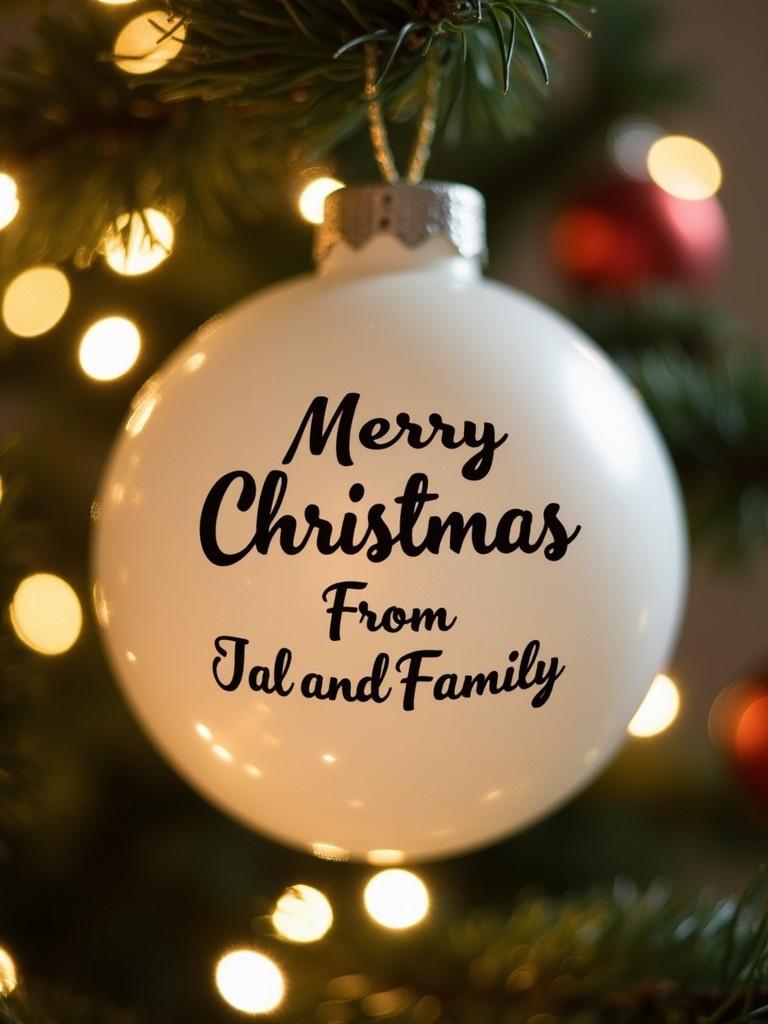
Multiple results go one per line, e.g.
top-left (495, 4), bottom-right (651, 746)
top-left (578, 293), bottom-right (768, 564)
top-left (271, 876), bottom-right (768, 1023)
top-left (5, 876), bottom-right (767, 1023)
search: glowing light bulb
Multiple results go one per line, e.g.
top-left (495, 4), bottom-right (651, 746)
top-left (79, 317), bottom-right (141, 381)
top-left (2, 266), bottom-right (70, 337)
top-left (0, 173), bottom-right (19, 229)
top-left (10, 573), bottom-right (82, 656)
top-left (0, 947), bottom-right (18, 995)
top-left (215, 950), bottom-right (285, 1014)
top-left (363, 869), bottom-right (429, 930)
top-left (647, 135), bottom-right (722, 201)
top-left (114, 11), bottom-right (186, 75)
top-left (298, 177), bottom-right (344, 225)
top-left (628, 673), bottom-right (681, 738)
top-left (103, 208), bottom-right (174, 275)
top-left (272, 884), bottom-right (333, 943)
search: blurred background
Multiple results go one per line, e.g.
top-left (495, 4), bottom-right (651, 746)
top-left (1, 0), bottom-right (768, 1020)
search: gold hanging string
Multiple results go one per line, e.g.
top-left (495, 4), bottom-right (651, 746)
top-left (364, 43), bottom-right (399, 184)
top-left (363, 40), bottom-right (441, 185)
top-left (406, 46), bottom-right (440, 184)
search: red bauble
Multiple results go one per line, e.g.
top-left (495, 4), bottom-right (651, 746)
top-left (551, 178), bottom-right (728, 292)
top-left (710, 672), bottom-right (768, 805)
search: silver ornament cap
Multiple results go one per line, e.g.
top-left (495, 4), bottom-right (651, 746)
top-left (314, 181), bottom-right (486, 265)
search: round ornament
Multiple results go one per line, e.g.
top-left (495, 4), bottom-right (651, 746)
top-left (710, 668), bottom-right (768, 806)
top-left (93, 182), bottom-right (687, 861)
top-left (551, 177), bottom-right (727, 292)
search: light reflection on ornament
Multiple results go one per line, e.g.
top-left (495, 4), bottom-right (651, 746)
top-left (647, 135), bottom-right (722, 201)
top-left (79, 317), bottom-right (141, 381)
top-left (734, 696), bottom-right (768, 759)
top-left (114, 11), bottom-right (186, 75)
top-left (215, 949), bottom-right (285, 1014)
top-left (363, 869), bottom-right (429, 930)
top-left (628, 673), bottom-right (680, 738)
top-left (272, 884), bottom-right (333, 943)
top-left (0, 173), bottom-right (19, 229)
top-left (2, 266), bottom-right (70, 337)
top-left (311, 842), bottom-right (349, 862)
top-left (298, 177), bottom-right (344, 225)
top-left (0, 946), bottom-right (17, 995)
top-left (10, 573), bottom-right (82, 655)
top-left (366, 849), bottom-right (405, 866)
top-left (103, 209), bottom-right (174, 275)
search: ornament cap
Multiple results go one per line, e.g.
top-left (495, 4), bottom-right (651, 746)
top-left (314, 181), bottom-right (486, 265)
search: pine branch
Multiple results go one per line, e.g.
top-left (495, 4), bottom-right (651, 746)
top-left (635, 346), bottom-right (768, 565)
top-left (4, 877), bottom-right (768, 1023)
top-left (0, 9), bottom-right (275, 274)
top-left (576, 292), bottom-right (768, 564)
top-left (267, 877), bottom-right (768, 1023)
top-left (161, 0), bottom-right (592, 152)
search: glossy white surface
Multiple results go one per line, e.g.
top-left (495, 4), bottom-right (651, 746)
top-left (93, 237), bottom-right (687, 861)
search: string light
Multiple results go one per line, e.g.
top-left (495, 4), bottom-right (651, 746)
top-left (103, 209), bottom-right (174, 275)
top-left (363, 869), bottom-right (430, 930)
top-left (272, 884), bottom-right (333, 943)
top-left (78, 317), bottom-right (141, 381)
top-left (10, 573), bottom-right (82, 656)
top-left (298, 177), bottom-right (345, 225)
top-left (0, 947), bottom-right (18, 995)
top-left (215, 949), bottom-right (285, 1014)
top-left (114, 11), bottom-right (186, 75)
top-left (0, 173), bottom-right (19, 229)
top-left (2, 266), bottom-right (70, 338)
top-left (647, 135), bottom-right (722, 201)
top-left (628, 673), bottom-right (681, 738)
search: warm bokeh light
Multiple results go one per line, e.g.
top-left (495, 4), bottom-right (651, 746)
top-left (647, 135), bottom-right (722, 201)
top-left (628, 673), bottom-right (681, 738)
top-left (215, 950), bottom-right (285, 1014)
top-left (363, 869), bottom-right (430, 930)
top-left (97, 0), bottom-right (139, 4)
top-left (298, 176), bottom-right (344, 225)
top-left (0, 173), bottom-right (19, 229)
top-left (114, 11), bottom-right (186, 74)
top-left (608, 119), bottom-right (661, 180)
top-left (272, 884), bottom-right (333, 943)
top-left (10, 573), bottom-right (82, 656)
top-left (0, 946), bottom-right (17, 995)
top-left (103, 208), bottom-right (174, 275)
top-left (79, 317), bottom-right (141, 381)
top-left (2, 266), bottom-right (70, 338)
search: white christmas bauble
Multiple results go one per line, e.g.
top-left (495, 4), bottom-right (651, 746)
top-left (93, 184), bottom-right (687, 862)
